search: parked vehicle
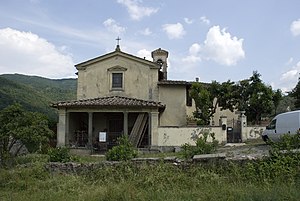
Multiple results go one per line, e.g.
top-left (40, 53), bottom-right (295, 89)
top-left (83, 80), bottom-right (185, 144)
top-left (262, 110), bottom-right (300, 142)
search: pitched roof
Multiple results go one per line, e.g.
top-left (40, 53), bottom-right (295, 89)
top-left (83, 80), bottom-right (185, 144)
top-left (75, 47), bottom-right (158, 70)
top-left (158, 80), bottom-right (191, 86)
top-left (51, 96), bottom-right (165, 110)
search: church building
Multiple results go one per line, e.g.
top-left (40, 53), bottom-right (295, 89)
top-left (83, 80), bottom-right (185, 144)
top-left (52, 44), bottom-right (194, 151)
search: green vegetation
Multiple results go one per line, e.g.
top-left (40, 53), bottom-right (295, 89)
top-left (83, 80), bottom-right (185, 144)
top-left (191, 71), bottom-right (282, 125)
top-left (0, 104), bottom-right (54, 167)
top-left (0, 74), bottom-right (76, 121)
top-left (0, 135), bottom-right (300, 200)
top-left (47, 147), bottom-right (74, 163)
top-left (181, 129), bottom-right (218, 159)
top-left (290, 78), bottom-right (300, 109)
top-left (106, 135), bottom-right (138, 161)
top-left (0, 151), bottom-right (300, 200)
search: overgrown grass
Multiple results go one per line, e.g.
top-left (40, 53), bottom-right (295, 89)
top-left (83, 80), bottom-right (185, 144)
top-left (1, 153), bottom-right (300, 201)
top-left (1, 135), bottom-right (300, 200)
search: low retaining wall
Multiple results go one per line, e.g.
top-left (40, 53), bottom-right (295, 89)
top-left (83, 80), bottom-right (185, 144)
top-left (246, 126), bottom-right (265, 139)
top-left (157, 126), bottom-right (226, 147)
top-left (157, 126), bottom-right (266, 147)
top-left (44, 153), bottom-right (254, 174)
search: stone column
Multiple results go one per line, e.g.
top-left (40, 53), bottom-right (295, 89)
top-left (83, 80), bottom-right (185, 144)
top-left (123, 112), bottom-right (128, 135)
top-left (65, 112), bottom-right (70, 146)
top-left (150, 111), bottom-right (159, 147)
top-left (57, 109), bottom-right (67, 147)
top-left (88, 112), bottom-right (93, 148)
top-left (240, 111), bottom-right (247, 142)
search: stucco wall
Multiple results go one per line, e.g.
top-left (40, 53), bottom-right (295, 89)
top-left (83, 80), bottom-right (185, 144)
top-left (157, 126), bottom-right (266, 147)
top-left (77, 56), bottom-right (158, 101)
top-left (246, 126), bottom-right (265, 139)
top-left (159, 85), bottom-right (187, 127)
top-left (157, 127), bottom-right (226, 147)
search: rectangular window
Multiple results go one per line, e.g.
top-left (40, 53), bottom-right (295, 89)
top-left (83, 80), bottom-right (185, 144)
top-left (112, 73), bottom-right (123, 88)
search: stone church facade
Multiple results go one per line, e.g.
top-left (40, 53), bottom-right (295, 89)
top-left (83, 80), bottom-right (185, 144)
top-left (52, 45), bottom-right (194, 151)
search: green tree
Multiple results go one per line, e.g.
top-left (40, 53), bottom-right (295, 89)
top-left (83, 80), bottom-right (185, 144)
top-left (236, 71), bottom-right (275, 124)
top-left (0, 103), bottom-right (53, 166)
top-left (290, 79), bottom-right (300, 109)
top-left (190, 80), bottom-right (236, 125)
top-left (272, 89), bottom-right (283, 115)
top-left (190, 82), bottom-right (214, 125)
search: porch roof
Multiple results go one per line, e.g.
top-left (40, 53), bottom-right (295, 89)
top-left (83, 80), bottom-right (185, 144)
top-left (51, 96), bottom-right (165, 110)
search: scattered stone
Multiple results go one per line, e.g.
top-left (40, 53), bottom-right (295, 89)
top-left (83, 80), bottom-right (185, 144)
top-left (193, 153), bottom-right (226, 161)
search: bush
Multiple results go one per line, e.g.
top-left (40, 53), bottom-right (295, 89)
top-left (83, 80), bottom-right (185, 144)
top-left (270, 134), bottom-right (300, 151)
top-left (47, 147), bottom-right (72, 162)
top-left (106, 135), bottom-right (137, 161)
top-left (181, 129), bottom-right (218, 159)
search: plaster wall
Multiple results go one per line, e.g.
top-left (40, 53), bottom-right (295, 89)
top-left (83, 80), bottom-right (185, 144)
top-left (77, 56), bottom-right (159, 101)
top-left (157, 127), bottom-right (226, 147)
top-left (159, 85), bottom-right (187, 126)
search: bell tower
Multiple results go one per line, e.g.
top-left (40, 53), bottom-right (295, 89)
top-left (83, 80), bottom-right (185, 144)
top-left (151, 48), bottom-right (169, 80)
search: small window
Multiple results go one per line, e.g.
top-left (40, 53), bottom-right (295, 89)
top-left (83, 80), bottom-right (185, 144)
top-left (112, 73), bottom-right (123, 88)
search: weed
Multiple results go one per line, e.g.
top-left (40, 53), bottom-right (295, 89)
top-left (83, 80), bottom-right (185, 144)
top-left (105, 135), bottom-right (137, 161)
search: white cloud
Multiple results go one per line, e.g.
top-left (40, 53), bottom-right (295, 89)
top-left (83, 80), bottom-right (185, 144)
top-left (136, 49), bottom-right (152, 61)
top-left (182, 43), bottom-right (201, 63)
top-left (0, 28), bottom-right (74, 78)
top-left (277, 61), bottom-right (300, 92)
top-left (281, 69), bottom-right (298, 81)
top-left (139, 27), bottom-right (152, 36)
top-left (184, 18), bottom-right (193, 24)
top-left (290, 19), bottom-right (300, 36)
top-left (279, 61), bottom-right (300, 91)
top-left (117, 0), bottom-right (158, 21)
top-left (162, 23), bottom-right (186, 39)
top-left (200, 26), bottom-right (245, 66)
top-left (200, 16), bottom-right (210, 25)
top-left (103, 18), bottom-right (126, 35)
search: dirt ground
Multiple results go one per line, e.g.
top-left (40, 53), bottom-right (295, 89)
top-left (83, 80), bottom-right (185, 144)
top-left (216, 139), bottom-right (270, 160)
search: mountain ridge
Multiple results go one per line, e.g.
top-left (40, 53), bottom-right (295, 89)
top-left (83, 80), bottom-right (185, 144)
top-left (0, 73), bottom-right (77, 121)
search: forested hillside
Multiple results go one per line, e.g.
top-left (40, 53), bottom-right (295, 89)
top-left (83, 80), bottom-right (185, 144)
top-left (0, 74), bottom-right (77, 121)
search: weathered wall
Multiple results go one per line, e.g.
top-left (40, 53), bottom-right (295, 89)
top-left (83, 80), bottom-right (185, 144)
top-left (157, 126), bottom-right (226, 147)
top-left (159, 85), bottom-right (187, 127)
top-left (246, 126), bottom-right (266, 139)
top-left (77, 56), bottom-right (158, 101)
top-left (157, 126), bottom-right (266, 147)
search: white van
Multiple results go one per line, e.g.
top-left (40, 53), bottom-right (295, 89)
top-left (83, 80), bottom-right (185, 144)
top-left (262, 110), bottom-right (300, 142)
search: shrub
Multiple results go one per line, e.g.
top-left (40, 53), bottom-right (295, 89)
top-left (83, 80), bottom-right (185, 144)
top-left (47, 147), bottom-right (72, 162)
top-left (181, 129), bottom-right (218, 159)
top-left (106, 135), bottom-right (137, 161)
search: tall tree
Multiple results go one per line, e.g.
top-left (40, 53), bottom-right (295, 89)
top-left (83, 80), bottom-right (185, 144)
top-left (190, 82), bottom-right (213, 125)
top-left (0, 103), bottom-right (53, 166)
top-left (272, 89), bottom-right (283, 115)
top-left (236, 71), bottom-right (274, 124)
top-left (190, 80), bottom-right (236, 125)
top-left (290, 79), bottom-right (300, 109)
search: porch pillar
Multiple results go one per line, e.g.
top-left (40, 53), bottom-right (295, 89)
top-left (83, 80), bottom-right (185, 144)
top-left (150, 111), bottom-right (159, 147)
top-left (88, 112), bottom-right (93, 148)
top-left (240, 111), bottom-right (247, 142)
top-left (220, 116), bottom-right (227, 143)
top-left (57, 109), bottom-right (67, 147)
top-left (123, 112), bottom-right (128, 135)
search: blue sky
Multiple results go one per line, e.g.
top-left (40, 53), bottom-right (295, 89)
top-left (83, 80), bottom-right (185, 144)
top-left (1, 0), bottom-right (300, 92)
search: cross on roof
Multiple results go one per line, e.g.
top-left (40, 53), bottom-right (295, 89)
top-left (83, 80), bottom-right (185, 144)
top-left (116, 36), bottom-right (121, 46)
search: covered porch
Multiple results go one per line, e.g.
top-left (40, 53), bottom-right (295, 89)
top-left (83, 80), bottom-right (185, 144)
top-left (52, 96), bottom-right (165, 152)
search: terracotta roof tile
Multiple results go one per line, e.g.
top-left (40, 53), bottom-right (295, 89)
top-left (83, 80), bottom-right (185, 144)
top-left (158, 80), bottom-right (191, 85)
top-left (51, 96), bottom-right (165, 109)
